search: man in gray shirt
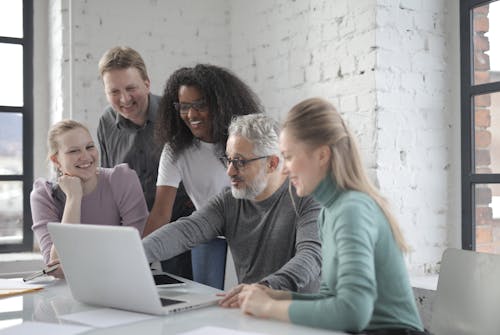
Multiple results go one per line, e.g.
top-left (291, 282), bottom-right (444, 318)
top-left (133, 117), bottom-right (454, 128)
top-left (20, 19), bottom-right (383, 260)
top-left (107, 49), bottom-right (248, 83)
top-left (143, 114), bottom-right (322, 293)
top-left (97, 85), bottom-right (161, 211)
top-left (97, 46), bottom-right (193, 278)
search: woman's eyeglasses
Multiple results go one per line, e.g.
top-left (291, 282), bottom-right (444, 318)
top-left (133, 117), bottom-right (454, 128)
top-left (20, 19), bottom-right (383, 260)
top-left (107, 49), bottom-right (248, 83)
top-left (220, 156), bottom-right (269, 171)
top-left (173, 100), bottom-right (208, 115)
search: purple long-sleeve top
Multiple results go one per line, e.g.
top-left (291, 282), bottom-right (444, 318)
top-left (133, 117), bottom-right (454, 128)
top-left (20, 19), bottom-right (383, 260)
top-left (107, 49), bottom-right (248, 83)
top-left (31, 163), bottom-right (148, 264)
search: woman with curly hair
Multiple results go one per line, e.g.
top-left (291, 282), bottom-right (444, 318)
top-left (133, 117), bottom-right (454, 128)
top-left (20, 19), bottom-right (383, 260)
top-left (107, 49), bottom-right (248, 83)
top-left (144, 64), bottom-right (263, 289)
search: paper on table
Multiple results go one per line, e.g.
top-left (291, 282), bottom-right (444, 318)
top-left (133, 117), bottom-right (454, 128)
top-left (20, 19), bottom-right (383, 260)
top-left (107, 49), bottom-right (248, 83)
top-left (59, 308), bottom-right (155, 328)
top-left (177, 326), bottom-right (268, 335)
top-left (0, 278), bottom-right (45, 298)
top-left (0, 278), bottom-right (45, 289)
top-left (0, 321), bottom-right (91, 335)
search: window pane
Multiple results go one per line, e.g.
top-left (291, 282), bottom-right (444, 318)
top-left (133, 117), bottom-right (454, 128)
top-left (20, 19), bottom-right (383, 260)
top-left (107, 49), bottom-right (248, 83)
top-left (0, 112), bottom-right (22, 174)
top-left (0, 43), bottom-right (23, 107)
top-left (472, 1), bottom-right (500, 85)
top-left (0, 181), bottom-right (23, 244)
top-left (0, 0), bottom-right (23, 38)
top-left (473, 92), bottom-right (500, 173)
top-left (475, 184), bottom-right (500, 254)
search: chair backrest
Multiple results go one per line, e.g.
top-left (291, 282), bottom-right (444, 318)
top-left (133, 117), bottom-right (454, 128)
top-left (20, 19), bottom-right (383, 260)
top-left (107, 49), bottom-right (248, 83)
top-left (430, 248), bottom-right (500, 335)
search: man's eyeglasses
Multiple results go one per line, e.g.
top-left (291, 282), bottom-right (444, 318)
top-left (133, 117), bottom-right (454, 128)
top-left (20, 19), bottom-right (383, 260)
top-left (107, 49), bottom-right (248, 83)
top-left (173, 100), bottom-right (208, 115)
top-left (220, 156), bottom-right (269, 170)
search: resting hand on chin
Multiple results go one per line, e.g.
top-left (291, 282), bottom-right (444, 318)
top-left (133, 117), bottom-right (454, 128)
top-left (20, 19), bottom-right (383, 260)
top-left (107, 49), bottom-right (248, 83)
top-left (58, 174), bottom-right (83, 199)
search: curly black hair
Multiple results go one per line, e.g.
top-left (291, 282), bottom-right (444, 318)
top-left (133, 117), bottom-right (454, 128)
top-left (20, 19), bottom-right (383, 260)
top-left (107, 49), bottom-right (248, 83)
top-left (155, 64), bottom-right (264, 158)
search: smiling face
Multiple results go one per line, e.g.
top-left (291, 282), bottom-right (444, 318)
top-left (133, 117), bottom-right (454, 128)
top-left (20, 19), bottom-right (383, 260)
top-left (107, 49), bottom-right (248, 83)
top-left (50, 127), bottom-right (99, 182)
top-left (103, 67), bottom-right (151, 126)
top-left (280, 129), bottom-right (330, 196)
top-left (178, 85), bottom-right (213, 143)
top-left (226, 135), bottom-right (269, 200)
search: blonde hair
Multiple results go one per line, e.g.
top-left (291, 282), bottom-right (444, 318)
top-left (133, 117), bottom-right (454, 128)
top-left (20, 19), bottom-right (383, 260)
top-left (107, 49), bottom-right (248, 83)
top-left (47, 120), bottom-right (91, 170)
top-left (98, 46), bottom-right (149, 81)
top-left (283, 98), bottom-right (409, 252)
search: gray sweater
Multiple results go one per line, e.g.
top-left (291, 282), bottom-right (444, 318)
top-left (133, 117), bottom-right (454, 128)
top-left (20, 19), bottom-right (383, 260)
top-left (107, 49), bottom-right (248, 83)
top-left (143, 180), bottom-right (322, 292)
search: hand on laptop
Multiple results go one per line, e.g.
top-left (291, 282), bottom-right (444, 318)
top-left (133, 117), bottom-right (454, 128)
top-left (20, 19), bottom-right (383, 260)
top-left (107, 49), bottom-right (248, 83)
top-left (219, 283), bottom-right (293, 309)
top-left (218, 284), bottom-right (246, 308)
top-left (218, 283), bottom-right (269, 308)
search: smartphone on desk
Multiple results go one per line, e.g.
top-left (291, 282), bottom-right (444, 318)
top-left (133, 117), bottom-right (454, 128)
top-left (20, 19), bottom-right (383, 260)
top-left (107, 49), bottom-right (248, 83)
top-left (153, 274), bottom-right (186, 288)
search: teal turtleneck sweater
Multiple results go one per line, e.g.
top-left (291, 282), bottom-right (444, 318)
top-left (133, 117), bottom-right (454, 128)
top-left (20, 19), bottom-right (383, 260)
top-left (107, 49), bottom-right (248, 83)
top-left (288, 175), bottom-right (423, 333)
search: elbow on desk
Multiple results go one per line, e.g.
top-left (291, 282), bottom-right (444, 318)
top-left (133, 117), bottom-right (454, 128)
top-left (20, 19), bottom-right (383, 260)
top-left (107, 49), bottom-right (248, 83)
top-left (333, 297), bottom-right (372, 333)
top-left (290, 295), bottom-right (372, 332)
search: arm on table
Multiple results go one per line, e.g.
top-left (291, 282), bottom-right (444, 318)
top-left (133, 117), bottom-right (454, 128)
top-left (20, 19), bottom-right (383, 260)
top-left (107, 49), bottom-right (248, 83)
top-left (219, 283), bottom-right (292, 308)
top-left (238, 285), bottom-right (292, 321)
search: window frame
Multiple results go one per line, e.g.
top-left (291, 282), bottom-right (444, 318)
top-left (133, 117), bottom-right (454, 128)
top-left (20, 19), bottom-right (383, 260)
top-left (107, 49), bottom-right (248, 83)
top-left (0, 0), bottom-right (34, 252)
top-left (461, 0), bottom-right (500, 250)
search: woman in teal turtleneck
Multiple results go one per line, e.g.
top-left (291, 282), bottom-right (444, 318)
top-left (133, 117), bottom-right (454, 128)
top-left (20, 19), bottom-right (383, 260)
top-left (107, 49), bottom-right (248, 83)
top-left (238, 98), bottom-right (425, 335)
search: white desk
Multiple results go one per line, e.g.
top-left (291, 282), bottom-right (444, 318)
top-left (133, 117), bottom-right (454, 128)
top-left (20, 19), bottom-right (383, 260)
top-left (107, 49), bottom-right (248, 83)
top-left (0, 278), bottom-right (345, 335)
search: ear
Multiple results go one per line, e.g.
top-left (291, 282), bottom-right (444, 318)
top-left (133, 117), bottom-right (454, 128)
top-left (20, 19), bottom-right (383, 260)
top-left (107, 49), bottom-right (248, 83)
top-left (267, 155), bottom-right (280, 172)
top-left (317, 145), bottom-right (331, 168)
top-left (50, 154), bottom-right (61, 170)
top-left (144, 78), bottom-right (151, 91)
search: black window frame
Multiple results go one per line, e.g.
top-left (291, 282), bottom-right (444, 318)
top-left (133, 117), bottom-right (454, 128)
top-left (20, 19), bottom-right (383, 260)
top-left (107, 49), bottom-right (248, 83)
top-left (0, 0), bottom-right (34, 252)
top-left (461, 0), bottom-right (500, 250)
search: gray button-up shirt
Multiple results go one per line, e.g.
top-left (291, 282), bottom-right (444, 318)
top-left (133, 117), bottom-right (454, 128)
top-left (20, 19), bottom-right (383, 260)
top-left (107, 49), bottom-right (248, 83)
top-left (97, 94), bottom-right (162, 210)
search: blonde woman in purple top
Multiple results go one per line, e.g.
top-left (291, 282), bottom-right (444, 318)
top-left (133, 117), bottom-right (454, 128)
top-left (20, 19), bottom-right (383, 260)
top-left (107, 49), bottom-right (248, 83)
top-left (31, 120), bottom-right (148, 277)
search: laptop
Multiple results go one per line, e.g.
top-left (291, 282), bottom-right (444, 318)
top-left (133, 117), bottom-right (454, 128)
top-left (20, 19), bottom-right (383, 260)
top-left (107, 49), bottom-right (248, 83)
top-left (430, 248), bottom-right (500, 335)
top-left (48, 223), bottom-right (219, 315)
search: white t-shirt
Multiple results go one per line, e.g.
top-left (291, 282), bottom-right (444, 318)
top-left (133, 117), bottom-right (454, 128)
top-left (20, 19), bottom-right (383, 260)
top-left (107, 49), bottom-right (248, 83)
top-left (157, 141), bottom-right (230, 209)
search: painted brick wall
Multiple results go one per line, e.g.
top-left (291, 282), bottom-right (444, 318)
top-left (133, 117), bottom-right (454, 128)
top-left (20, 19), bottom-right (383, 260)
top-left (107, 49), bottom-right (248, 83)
top-left (39, 0), bottom-right (461, 276)
top-left (375, 0), bottom-right (460, 274)
top-left (230, 0), bottom-right (378, 170)
top-left (48, 0), bottom-right (69, 123)
top-left (61, 0), bottom-right (231, 136)
top-left (33, 1), bottom-right (50, 179)
top-left (230, 0), bottom-right (459, 275)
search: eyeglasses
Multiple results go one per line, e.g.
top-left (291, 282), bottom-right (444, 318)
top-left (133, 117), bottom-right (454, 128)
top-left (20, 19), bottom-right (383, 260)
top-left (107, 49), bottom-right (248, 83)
top-left (220, 156), bottom-right (269, 171)
top-left (173, 100), bottom-right (208, 115)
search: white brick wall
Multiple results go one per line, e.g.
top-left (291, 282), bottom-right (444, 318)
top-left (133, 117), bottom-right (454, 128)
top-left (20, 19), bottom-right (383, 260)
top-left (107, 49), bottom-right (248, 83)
top-left (61, 0), bottom-right (230, 136)
top-left (35, 0), bottom-right (461, 276)
top-left (230, 0), bottom-right (378, 172)
top-left (375, 0), bottom-right (460, 275)
top-left (33, 1), bottom-right (50, 179)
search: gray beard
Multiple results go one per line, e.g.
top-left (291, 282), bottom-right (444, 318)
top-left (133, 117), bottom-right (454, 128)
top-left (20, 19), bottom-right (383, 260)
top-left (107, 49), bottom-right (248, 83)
top-left (231, 168), bottom-right (267, 200)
